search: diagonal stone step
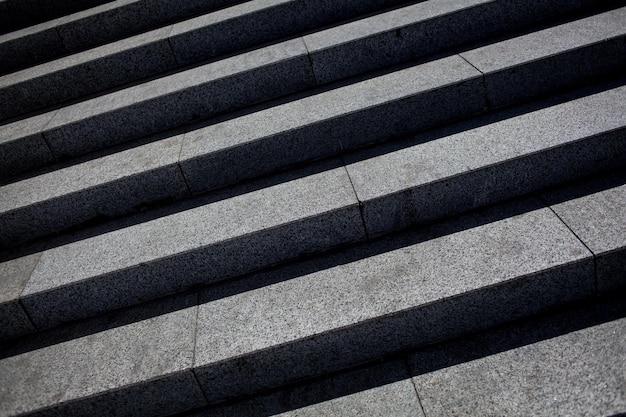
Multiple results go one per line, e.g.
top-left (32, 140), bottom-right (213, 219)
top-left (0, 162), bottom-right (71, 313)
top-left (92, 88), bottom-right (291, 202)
top-left (0, 195), bottom-right (607, 415)
top-left (303, 0), bottom-right (626, 83)
top-left (409, 308), bottom-right (626, 416)
top-left (1, 6), bottom-right (624, 181)
top-left (2, 76), bottom-right (623, 251)
top-left (543, 174), bottom-right (626, 294)
top-left (197, 298), bottom-right (626, 417)
top-left (2, 84), bottom-right (625, 340)
top-left (0, 0), bottom-right (112, 36)
top-left (7, 166), bottom-right (365, 333)
top-left (1, 0), bottom-right (620, 121)
top-left (0, 0), bottom-right (249, 73)
top-left (0, 53), bottom-right (482, 247)
top-left (0, 0), bottom-right (410, 117)
top-left (346, 84), bottom-right (626, 236)
top-left (0, 37), bottom-right (315, 179)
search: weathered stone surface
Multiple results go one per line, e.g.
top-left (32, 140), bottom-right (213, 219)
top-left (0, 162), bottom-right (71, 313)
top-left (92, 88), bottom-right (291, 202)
top-left (546, 175), bottom-right (626, 293)
top-left (180, 54), bottom-right (483, 194)
top-left (0, 253), bottom-right (40, 339)
top-left (0, 295), bottom-right (204, 417)
top-left (411, 317), bottom-right (626, 416)
top-left (20, 168), bottom-right (364, 328)
top-left (346, 85), bottom-right (626, 236)
top-left (194, 202), bottom-right (592, 402)
top-left (0, 135), bottom-right (188, 248)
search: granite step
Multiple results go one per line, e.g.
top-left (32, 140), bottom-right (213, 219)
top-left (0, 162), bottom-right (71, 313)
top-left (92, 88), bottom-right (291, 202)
top-left (1, 174), bottom-right (624, 415)
top-left (0, 0), bottom-right (412, 113)
top-left (0, 0), bottom-right (611, 119)
top-left (1, 67), bottom-right (623, 250)
top-left (0, 0), bottom-right (112, 36)
top-left (1, 5), bottom-right (624, 178)
top-left (1, 83), bottom-right (624, 340)
top-left (0, 0), bottom-right (254, 72)
top-left (195, 292), bottom-right (626, 417)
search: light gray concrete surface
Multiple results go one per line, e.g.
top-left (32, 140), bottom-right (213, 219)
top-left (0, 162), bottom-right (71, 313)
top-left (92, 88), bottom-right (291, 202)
top-left (19, 167), bottom-right (364, 329)
top-left (547, 180), bottom-right (626, 293)
top-left (410, 316), bottom-right (626, 416)
top-left (461, 7), bottom-right (626, 107)
top-left (0, 111), bottom-right (55, 179)
top-left (0, 135), bottom-right (188, 248)
top-left (193, 202), bottom-right (592, 401)
top-left (180, 54), bottom-right (483, 194)
top-left (0, 253), bottom-right (40, 339)
top-left (346, 85), bottom-right (626, 236)
top-left (304, 0), bottom-right (590, 84)
top-left (0, 295), bottom-right (205, 417)
top-left (204, 360), bottom-right (424, 417)
top-left (41, 38), bottom-right (314, 159)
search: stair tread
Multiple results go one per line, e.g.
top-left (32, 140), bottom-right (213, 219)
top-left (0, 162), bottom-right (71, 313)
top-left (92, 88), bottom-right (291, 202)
top-left (0, 294), bottom-right (205, 417)
top-left (0, 0), bottom-right (624, 414)
top-left (1, 84), bottom-right (624, 337)
top-left (346, 85), bottom-right (626, 235)
top-left (410, 315), bottom-right (626, 416)
top-left (0, 190), bottom-right (610, 414)
top-left (201, 313), bottom-right (626, 416)
top-left (1, 6), bottom-right (623, 180)
top-left (16, 167), bottom-right (363, 329)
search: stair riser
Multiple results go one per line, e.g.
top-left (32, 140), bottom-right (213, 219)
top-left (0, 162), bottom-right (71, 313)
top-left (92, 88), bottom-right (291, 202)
top-left (362, 129), bottom-right (626, 236)
top-left (2, 8), bottom-right (624, 182)
top-left (0, 164), bottom-right (189, 248)
top-left (197, 261), bottom-right (593, 402)
top-left (182, 77), bottom-right (485, 195)
top-left (20, 207), bottom-right (364, 330)
top-left (0, 0), bottom-right (615, 121)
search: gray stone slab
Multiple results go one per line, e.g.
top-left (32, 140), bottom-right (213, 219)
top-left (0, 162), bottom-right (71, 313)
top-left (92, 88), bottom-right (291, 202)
top-left (180, 54), bottom-right (484, 194)
top-left (42, 38), bottom-right (314, 159)
top-left (205, 360), bottom-right (424, 417)
top-left (0, 295), bottom-right (206, 416)
top-left (0, 111), bottom-right (55, 179)
top-left (461, 7), bottom-right (626, 108)
top-left (169, 0), bottom-right (400, 66)
top-left (304, 0), bottom-right (586, 84)
top-left (547, 181), bottom-right (626, 293)
top-left (149, 0), bottom-right (243, 26)
top-left (0, 26), bottom-right (176, 119)
top-left (411, 317), bottom-right (626, 416)
top-left (346, 85), bottom-right (626, 236)
top-left (0, 18), bottom-right (64, 74)
top-left (56, 0), bottom-right (167, 52)
top-left (0, 135), bottom-right (188, 248)
top-left (19, 167), bottom-right (364, 329)
top-left (0, 253), bottom-right (40, 339)
top-left (193, 203), bottom-right (593, 402)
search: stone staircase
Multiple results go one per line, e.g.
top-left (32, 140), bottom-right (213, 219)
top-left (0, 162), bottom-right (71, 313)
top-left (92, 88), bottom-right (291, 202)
top-left (0, 0), bottom-right (625, 415)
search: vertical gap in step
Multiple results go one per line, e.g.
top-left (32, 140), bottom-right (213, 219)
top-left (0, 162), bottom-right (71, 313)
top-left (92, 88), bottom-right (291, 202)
top-left (341, 164), bottom-right (370, 240)
top-left (191, 291), bottom-right (210, 405)
top-left (301, 37), bottom-right (320, 87)
top-left (404, 357), bottom-right (428, 416)
top-left (53, 21), bottom-right (67, 55)
top-left (165, 24), bottom-right (182, 67)
top-left (40, 109), bottom-right (61, 163)
top-left (542, 198), bottom-right (599, 295)
top-left (18, 251), bottom-right (45, 331)
top-left (176, 133), bottom-right (193, 197)
top-left (458, 54), bottom-right (490, 110)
